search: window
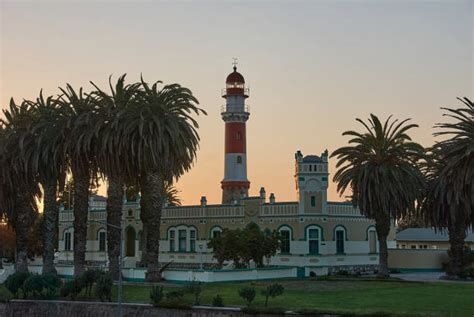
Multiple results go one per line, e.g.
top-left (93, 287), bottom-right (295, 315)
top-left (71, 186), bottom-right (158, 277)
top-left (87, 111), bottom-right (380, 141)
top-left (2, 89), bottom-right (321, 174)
top-left (65, 231), bottom-right (72, 251)
top-left (309, 165), bottom-right (312, 172)
top-left (236, 132), bottom-right (242, 140)
top-left (336, 230), bottom-right (345, 254)
top-left (178, 230), bottom-right (187, 252)
top-left (411, 245), bottom-right (416, 249)
top-left (280, 230), bottom-right (291, 254)
top-left (169, 230), bottom-right (175, 252)
top-left (190, 230), bottom-right (196, 252)
top-left (99, 231), bottom-right (106, 251)
top-left (237, 156), bottom-right (242, 164)
top-left (368, 230), bottom-right (377, 253)
top-left (125, 227), bottom-right (136, 257)
top-left (308, 228), bottom-right (319, 254)
top-left (211, 228), bottom-right (222, 239)
top-left (128, 209), bottom-right (133, 217)
top-left (138, 231), bottom-right (143, 251)
top-left (310, 196), bottom-right (316, 207)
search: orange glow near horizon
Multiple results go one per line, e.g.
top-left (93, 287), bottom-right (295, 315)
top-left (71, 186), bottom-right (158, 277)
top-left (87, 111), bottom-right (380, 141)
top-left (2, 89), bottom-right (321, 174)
top-left (1, 2), bottom-right (472, 207)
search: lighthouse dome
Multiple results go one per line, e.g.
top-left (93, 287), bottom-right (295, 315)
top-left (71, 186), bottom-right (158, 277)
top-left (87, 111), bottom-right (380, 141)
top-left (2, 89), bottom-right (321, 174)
top-left (226, 66), bottom-right (245, 84)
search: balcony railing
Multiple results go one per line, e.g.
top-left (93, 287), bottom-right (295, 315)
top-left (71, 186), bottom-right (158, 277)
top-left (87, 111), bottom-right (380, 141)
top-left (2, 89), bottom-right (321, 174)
top-left (221, 104), bottom-right (250, 114)
top-left (221, 87), bottom-right (250, 97)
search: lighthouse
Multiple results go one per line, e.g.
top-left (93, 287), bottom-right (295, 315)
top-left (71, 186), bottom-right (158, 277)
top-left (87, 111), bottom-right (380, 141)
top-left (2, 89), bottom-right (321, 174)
top-left (221, 63), bottom-right (250, 204)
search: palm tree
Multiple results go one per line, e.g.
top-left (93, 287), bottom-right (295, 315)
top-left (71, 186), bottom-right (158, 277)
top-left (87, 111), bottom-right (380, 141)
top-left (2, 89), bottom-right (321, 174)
top-left (331, 114), bottom-right (425, 277)
top-left (122, 78), bottom-right (205, 281)
top-left (58, 84), bottom-right (98, 276)
top-left (1, 100), bottom-right (40, 273)
top-left (422, 98), bottom-right (474, 277)
top-left (25, 91), bottom-right (68, 275)
top-left (90, 75), bottom-right (142, 280)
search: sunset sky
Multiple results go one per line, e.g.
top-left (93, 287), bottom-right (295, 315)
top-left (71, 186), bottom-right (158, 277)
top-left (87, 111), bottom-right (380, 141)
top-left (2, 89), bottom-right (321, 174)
top-left (1, 1), bottom-right (473, 206)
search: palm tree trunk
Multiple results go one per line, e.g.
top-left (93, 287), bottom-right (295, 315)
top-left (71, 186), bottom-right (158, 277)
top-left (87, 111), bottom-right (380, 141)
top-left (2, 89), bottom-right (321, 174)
top-left (106, 174), bottom-right (124, 280)
top-left (13, 193), bottom-right (33, 273)
top-left (140, 170), bottom-right (163, 282)
top-left (42, 179), bottom-right (58, 275)
top-left (447, 218), bottom-right (467, 278)
top-left (72, 164), bottom-right (90, 277)
top-left (375, 213), bottom-right (391, 278)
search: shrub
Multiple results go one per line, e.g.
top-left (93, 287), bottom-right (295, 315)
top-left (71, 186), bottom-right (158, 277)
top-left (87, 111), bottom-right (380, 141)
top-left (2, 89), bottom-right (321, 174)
top-left (309, 271), bottom-right (317, 278)
top-left (261, 283), bottom-right (284, 307)
top-left (166, 290), bottom-right (184, 301)
top-left (150, 286), bottom-right (165, 306)
top-left (60, 277), bottom-right (84, 301)
top-left (212, 294), bottom-right (224, 307)
top-left (95, 272), bottom-right (112, 302)
top-left (82, 269), bottom-right (100, 297)
top-left (185, 281), bottom-right (202, 305)
top-left (23, 274), bottom-right (45, 299)
top-left (238, 286), bottom-right (256, 308)
top-left (4, 272), bottom-right (30, 298)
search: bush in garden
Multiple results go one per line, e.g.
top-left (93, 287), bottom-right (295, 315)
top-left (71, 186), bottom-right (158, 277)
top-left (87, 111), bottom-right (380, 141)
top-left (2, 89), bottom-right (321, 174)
top-left (150, 285), bottom-right (165, 306)
top-left (261, 283), bottom-right (284, 307)
top-left (238, 286), bottom-right (256, 308)
top-left (82, 269), bottom-right (101, 297)
top-left (165, 289), bottom-right (184, 301)
top-left (94, 272), bottom-right (113, 302)
top-left (212, 294), bottom-right (224, 307)
top-left (4, 272), bottom-right (30, 298)
top-left (23, 274), bottom-right (45, 299)
top-left (60, 277), bottom-right (84, 301)
top-left (185, 281), bottom-right (202, 305)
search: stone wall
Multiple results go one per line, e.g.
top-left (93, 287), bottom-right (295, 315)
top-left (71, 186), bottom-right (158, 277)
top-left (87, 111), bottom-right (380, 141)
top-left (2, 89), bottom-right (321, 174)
top-left (0, 300), bottom-right (341, 317)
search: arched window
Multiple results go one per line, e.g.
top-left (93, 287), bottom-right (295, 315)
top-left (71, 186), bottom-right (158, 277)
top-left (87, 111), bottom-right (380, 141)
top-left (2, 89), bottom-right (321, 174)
top-left (306, 226), bottom-right (321, 255)
top-left (98, 229), bottom-right (106, 251)
top-left (367, 227), bottom-right (377, 254)
top-left (278, 226), bottom-right (292, 254)
top-left (210, 226), bottom-right (223, 239)
top-left (178, 229), bottom-right (187, 252)
top-left (64, 229), bottom-right (73, 251)
top-left (236, 156), bottom-right (242, 164)
top-left (125, 227), bottom-right (136, 257)
top-left (333, 226), bottom-right (346, 254)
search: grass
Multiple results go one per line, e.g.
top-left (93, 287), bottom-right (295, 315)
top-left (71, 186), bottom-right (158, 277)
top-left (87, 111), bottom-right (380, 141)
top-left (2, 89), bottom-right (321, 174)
top-left (2, 277), bottom-right (474, 316)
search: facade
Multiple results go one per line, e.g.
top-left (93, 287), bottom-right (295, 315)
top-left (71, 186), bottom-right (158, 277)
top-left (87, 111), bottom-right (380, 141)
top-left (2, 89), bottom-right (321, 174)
top-left (57, 66), bottom-right (396, 276)
top-left (395, 228), bottom-right (474, 250)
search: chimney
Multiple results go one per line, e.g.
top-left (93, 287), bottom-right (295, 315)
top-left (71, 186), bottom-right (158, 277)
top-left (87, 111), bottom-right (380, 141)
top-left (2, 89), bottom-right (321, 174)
top-left (200, 196), bottom-right (207, 206)
top-left (259, 187), bottom-right (266, 200)
top-left (269, 193), bottom-right (275, 204)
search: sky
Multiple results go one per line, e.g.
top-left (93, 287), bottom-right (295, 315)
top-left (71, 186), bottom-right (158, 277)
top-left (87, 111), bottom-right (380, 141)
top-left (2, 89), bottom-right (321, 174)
top-left (1, 0), bottom-right (473, 206)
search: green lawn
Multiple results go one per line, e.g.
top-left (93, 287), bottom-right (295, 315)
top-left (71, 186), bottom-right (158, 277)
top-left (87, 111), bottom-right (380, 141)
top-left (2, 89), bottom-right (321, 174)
top-left (2, 277), bottom-right (474, 316)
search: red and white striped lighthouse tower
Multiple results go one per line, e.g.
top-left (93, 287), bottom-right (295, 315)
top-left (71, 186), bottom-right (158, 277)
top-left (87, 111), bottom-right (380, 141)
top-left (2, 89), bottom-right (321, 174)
top-left (221, 62), bottom-right (250, 204)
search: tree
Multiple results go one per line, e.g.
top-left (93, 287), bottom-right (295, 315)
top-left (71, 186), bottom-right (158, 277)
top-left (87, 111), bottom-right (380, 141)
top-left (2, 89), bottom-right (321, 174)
top-left (261, 283), bottom-right (284, 307)
top-left (0, 100), bottom-right (41, 273)
top-left (26, 91), bottom-right (68, 275)
top-left (121, 78), bottom-right (205, 281)
top-left (331, 114), bottom-right (425, 278)
top-left (208, 224), bottom-right (280, 268)
top-left (90, 75), bottom-right (142, 280)
top-left (238, 287), bottom-right (256, 308)
top-left (422, 98), bottom-right (474, 277)
top-left (58, 84), bottom-right (98, 276)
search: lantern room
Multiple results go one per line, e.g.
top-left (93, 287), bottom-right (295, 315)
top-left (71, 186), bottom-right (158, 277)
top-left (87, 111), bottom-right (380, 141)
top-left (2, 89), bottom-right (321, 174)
top-left (222, 65), bottom-right (249, 98)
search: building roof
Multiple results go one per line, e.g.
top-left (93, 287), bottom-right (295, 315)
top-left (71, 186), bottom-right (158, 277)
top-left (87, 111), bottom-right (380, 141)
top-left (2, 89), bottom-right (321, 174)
top-left (302, 155), bottom-right (322, 163)
top-left (226, 66), bottom-right (245, 84)
top-left (91, 194), bottom-right (107, 202)
top-left (396, 228), bottom-right (474, 242)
